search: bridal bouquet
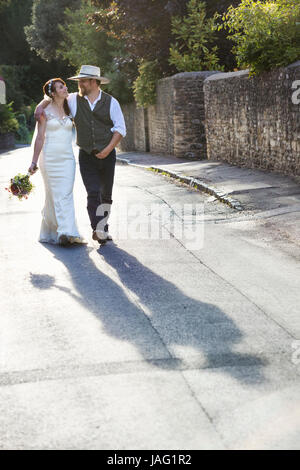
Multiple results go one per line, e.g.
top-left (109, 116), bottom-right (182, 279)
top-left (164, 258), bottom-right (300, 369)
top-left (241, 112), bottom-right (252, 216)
top-left (5, 173), bottom-right (34, 200)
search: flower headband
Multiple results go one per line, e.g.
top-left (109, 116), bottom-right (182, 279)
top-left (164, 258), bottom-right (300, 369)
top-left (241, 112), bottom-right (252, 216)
top-left (48, 80), bottom-right (53, 95)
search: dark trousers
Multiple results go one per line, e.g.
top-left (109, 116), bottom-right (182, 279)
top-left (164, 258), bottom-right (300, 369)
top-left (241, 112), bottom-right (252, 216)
top-left (79, 148), bottom-right (116, 232)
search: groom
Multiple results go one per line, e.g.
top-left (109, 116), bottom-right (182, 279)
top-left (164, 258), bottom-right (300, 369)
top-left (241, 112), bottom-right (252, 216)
top-left (36, 65), bottom-right (126, 244)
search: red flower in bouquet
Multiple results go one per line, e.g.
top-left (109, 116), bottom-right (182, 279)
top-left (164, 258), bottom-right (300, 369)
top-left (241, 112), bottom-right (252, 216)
top-left (5, 174), bottom-right (34, 201)
top-left (10, 183), bottom-right (20, 195)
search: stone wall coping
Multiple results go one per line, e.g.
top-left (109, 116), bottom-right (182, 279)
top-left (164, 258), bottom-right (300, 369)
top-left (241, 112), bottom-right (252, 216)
top-left (286, 60), bottom-right (300, 69)
top-left (204, 61), bottom-right (300, 83)
top-left (204, 69), bottom-right (250, 82)
top-left (158, 71), bottom-right (222, 83)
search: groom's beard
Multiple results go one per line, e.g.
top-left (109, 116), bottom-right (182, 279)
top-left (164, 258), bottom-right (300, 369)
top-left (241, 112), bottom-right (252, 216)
top-left (78, 88), bottom-right (87, 97)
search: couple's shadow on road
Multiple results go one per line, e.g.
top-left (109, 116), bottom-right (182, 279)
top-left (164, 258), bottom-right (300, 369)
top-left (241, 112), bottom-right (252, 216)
top-left (33, 241), bottom-right (267, 385)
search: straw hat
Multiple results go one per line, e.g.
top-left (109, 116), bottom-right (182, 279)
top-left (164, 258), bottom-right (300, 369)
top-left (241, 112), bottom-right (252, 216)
top-left (68, 65), bottom-right (110, 84)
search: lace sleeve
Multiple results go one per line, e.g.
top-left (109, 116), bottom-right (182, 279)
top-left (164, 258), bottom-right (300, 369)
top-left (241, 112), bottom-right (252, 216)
top-left (44, 105), bottom-right (57, 121)
top-left (44, 107), bottom-right (51, 120)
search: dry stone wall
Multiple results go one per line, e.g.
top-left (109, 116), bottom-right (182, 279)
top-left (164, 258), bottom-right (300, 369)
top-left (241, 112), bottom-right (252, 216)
top-left (119, 63), bottom-right (300, 177)
top-left (204, 62), bottom-right (300, 176)
top-left (119, 71), bottom-right (218, 159)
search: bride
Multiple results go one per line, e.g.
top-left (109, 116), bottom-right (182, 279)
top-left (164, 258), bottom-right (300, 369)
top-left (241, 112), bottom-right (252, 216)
top-left (28, 78), bottom-right (85, 246)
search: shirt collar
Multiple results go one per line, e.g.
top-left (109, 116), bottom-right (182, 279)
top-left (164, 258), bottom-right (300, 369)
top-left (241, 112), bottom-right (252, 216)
top-left (84, 90), bottom-right (102, 106)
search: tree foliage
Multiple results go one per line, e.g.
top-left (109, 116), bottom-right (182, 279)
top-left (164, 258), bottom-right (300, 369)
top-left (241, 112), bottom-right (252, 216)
top-left (25, 0), bottom-right (81, 61)
top-left (0, 102), bottom-right (19, 133)
top-left (169, 0), bottom-right (224, 72)
top-left (221, 0), bottom-right (300, 75)
top-left (88, 0), bottom-right (240, 107)
top-left (0, 0), bottom-right (75, 111)
top-left (89, 0), bottom-right (189, 78)
top-left (133, 59), bottom-right (161, 108)
top-left (89, 1), bottom-right (239, 74)
top-left (0, 0), bottom-right (33, 65)
top-left (58, 2), bottom-right (110, 68)
top-left (57, 1), bottom-right (132, 103)
top-left (0, 0), bottom-right (10, 12)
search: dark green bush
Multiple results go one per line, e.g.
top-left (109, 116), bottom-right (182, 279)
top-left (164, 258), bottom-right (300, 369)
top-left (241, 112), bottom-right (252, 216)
top-left (15, 113), bottom-right (30, 144)
top-left (0, 102), bottom-right (19, 134)
top-left (133, 60), bottom-right (161, 108)
top-left (19, 102), bottom-right (37, 131)
top-left (0, 65), bottom-right (29, 110)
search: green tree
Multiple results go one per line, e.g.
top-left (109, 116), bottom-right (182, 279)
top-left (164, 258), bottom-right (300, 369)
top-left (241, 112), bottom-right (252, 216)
top-left (89, 1), bottom-right (240, 75)
top-left (89, 0), bottom-right (240, 107)
top-left (25, 0), bottom-right (81, 61)
top-left (89, 0), bottom-right (189, 82)
top-left (57, 0), bottom-right (132, 103)
top-left (169, 0), bottom-right (224, 72)
top-left (0, 0), bottom-right (33, 65)
top-left (0, 0), bottom-right (75, 110)
top-left (0, 0), bottom-right (10, 12)
top-left (221, 0), bottom-right (300, 75)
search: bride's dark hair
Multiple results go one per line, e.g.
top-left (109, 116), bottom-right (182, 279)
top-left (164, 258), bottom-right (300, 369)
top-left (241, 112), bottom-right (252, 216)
top-left (43, 78), bottom-right (71, 116)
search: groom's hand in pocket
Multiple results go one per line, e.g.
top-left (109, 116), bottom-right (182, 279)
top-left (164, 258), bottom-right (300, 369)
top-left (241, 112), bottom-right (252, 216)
top-left (96, 148), bottom-right (110, 159)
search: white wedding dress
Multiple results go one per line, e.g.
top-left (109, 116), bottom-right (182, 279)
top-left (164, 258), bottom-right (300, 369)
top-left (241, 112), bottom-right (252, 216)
top-left (38, 107), bottom-right (85, 244)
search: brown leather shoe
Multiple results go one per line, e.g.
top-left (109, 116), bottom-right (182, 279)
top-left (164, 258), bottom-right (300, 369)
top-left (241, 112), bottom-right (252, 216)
top-left (92, 230), bottom-right (107, 245)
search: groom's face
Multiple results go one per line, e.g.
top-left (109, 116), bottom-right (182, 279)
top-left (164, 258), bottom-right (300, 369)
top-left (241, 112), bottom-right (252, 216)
top-left (78, 79), bottom-right (92, 96)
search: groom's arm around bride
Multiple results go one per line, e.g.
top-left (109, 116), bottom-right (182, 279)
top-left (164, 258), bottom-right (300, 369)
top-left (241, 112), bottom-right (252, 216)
top-left (35, 67), bottom-right (126, 159)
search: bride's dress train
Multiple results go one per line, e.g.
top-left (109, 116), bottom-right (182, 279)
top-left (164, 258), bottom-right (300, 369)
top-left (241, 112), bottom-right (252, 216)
top-left (39, 108), bottom-right (85, 244)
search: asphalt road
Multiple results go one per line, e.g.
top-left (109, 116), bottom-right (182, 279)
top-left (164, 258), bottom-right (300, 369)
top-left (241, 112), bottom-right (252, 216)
top-left (0, 146), bottom-right (300, 450)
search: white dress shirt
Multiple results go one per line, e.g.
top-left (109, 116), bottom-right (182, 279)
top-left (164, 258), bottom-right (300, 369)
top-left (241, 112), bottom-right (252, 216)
top-left (67, 91), bottom-right (126, 137)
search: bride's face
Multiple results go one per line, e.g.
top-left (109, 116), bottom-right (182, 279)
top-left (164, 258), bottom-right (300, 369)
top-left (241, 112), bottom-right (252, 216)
top-left (53, 81), bottom-right (68, 99)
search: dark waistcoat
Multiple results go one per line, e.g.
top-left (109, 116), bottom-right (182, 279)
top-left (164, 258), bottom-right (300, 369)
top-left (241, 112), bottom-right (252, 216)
top-left (74, 92), bottom-right (113, 154)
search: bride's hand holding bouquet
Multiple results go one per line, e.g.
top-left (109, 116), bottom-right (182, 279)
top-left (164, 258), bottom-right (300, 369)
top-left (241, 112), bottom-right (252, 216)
top-left (28, 162), bottom-right (39, 175)
top-left (5, 148), bottom-right (40, 201)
